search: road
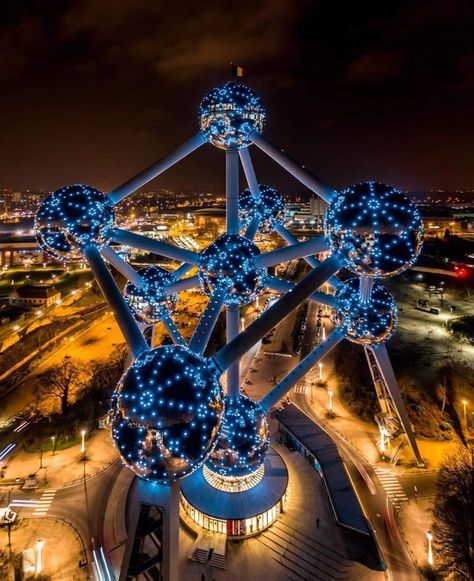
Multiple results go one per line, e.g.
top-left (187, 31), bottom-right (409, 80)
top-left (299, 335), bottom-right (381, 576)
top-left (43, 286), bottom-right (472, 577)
top-left (293, 392), bottom-right (438, 580)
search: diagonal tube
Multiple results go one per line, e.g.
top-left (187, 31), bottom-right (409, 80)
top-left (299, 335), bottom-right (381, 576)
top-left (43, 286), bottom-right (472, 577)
top-left (188, 286), bottom-right (228, 355)
top-left (108, 132), bottom-right (207, 205)
top-left (84, 245), bottom-right (149, 358)
top-left (212, 253), bottom-right (343, 373)
top-left (266, 275), bottom-right (338, 308)
top-left (239, 148), bottom-right (260, 197)
top-left (100, 245), bottom-right (143, 287)
top-left (274, 223), bottom-right (341, 288)
top-left (159, 309), bottom-right (186, 346)
top-left (173, 263), bottom-right (194, 279)
top-left (111, 228), bottom-right (200, 265)
top-left (245, 216), bottom-right (260, 240)
top-left (226, 305), bottom-right (240, 397)
top-left (260, 328), bottom-right (344, 411)
top-left (254, 236), bottom-right (330, 269)
top-left (250, 131), bottom-right (337, 204)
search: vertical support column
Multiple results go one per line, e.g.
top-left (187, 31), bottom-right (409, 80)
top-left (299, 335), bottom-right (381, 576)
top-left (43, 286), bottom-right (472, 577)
top-left (226, 304), bottom-right (240, 397)
top-left (120, 479), bottom-right (180, 581)
top-left (226, 150), bottom-right (239, 235)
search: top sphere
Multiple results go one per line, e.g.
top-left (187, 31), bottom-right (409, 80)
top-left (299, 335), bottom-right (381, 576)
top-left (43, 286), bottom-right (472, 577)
top-left (239, 185), bottom-right (285, 234)
top-left (199, 82), bottom-right (266, 150)
top-left (325, 182), bottom-right (423, 277)
top-left (110, 345), bottom-right (224, 484)
top-left (35, 184), bottom-right (114, 262)
top-left (123, 265), bottom-right (177, 325)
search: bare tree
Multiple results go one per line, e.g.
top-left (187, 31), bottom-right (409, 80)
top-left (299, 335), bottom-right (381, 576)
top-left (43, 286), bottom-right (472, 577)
top-left (433, 444), bottom-right (474, 580)
top-left (38, 357), bottom-right (85, 415)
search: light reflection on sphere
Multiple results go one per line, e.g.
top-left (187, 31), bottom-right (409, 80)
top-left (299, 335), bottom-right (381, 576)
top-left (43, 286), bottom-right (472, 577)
top-left (334, 277), bottom-right (397, 344)
top-left (110, 345), bottom-right (224, 484)
top-left (325, 182), bottom-right (423, 277)
top-left (35, 184), bottom-right (114, 262)
top-left (199, 82), bottom-right (266, 150)
top-left (198, 234), bottom-right (266, 307)
top-left (206, 395), bottom-right (269, 478)
top-left (123, 265), bottom-right (177, 324)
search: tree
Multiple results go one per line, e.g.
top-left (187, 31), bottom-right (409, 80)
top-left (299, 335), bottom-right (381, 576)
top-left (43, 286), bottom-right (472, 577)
top-left (433, 444), bottom-right (474, 580)
top-left (38, 357), bottom-right (85, 415)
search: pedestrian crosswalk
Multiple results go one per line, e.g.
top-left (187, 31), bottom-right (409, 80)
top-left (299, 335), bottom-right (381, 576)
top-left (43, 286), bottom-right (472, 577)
top-left (374, 467), bottom-right (408, 509)
top-left (32, 489), bottom-right (57, 517)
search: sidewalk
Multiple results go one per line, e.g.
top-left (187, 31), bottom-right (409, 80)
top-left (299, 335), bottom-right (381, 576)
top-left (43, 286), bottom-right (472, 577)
top-left (399, 498), bottom-right (434, 573)
top-left (1, 429), bottom-right (118, 489)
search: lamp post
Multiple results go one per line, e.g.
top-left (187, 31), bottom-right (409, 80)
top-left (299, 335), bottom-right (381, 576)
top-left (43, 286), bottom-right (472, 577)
top-left (327, 389), bottom-right (333, 413)
top-left (240, 317), bottom-right (245, 331)
top-left (81, 430), bottom-right (86, 460)
top-left (318, 362), bottom-right (323, 381)
top-left (426, 531), bottom-right (433, 566)
top-left (51, 436), bottom-right (55, 456)
top-left (462, 399), bottom-right (468, 429)
top-left (36, 539), bottom-right (44, 576)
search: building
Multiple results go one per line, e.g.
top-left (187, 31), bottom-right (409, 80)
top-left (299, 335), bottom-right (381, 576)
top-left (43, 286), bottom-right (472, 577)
top-left (9, 285), bottom-right (60, 309)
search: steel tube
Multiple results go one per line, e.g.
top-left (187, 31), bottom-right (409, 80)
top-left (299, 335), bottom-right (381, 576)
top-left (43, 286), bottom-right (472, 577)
top-left (188, 286), bottom-right (228, 355)
top-left (238, 148), bottom-right (260, 196)
top-left (266, 275), bottom-right (338, 308)
top-left (164, 275), bottom-right (200, 294)
top-left (108, 133), bottom-right (207, 205)
top-left (226, 150), bottom-right (240, 235)
top-left (100, 245), bottom-right (143, 287)
top-left (254, 236), bottom-right (330, 269)
top-left (226, 305), bottom-right (240, 397)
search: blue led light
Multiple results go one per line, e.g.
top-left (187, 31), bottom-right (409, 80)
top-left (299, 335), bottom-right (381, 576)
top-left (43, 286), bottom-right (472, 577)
top-left (199, 82), bottom-right (266, 150)
top-left (334, 278), bottom-right (397, 344)
top-left (123, 265), bottom-right (177, 324)
top-left (35, 184), bottom-right (114, 262)
top-left (239, 184), bottom-right (285, 234)
top-left (110, 345), bottom-right (224, 485)
top-left (198, 234), bottom-right (267, 306)
top-left (325, 182), bottom-right (423, 277)
top-left (206, 395), bottom-right (269, 478)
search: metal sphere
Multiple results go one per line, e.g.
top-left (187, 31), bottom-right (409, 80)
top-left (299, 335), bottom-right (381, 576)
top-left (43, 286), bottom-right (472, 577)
top-left (198, 234), bottom-right (266, 307)
top-left (334, 278), bottom-right (397, 344)
top-left (325, 182), bottom-right (423, 277)
top-left (123, 266), bottom-right (177, 324)
top-left (206, 395), bottom-right (269, 478)
top-left (110, 345), bottom-right (224, 484)
top-left (239, 184), bottom-right (285, 234)
top-left (35, 184), bottom-right (114, 262)
top-left (199, 82), bottom-right (266, 150)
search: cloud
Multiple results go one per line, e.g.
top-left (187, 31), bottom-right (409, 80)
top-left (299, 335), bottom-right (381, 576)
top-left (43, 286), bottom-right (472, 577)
top-left (346, 51), bottom-right (401, 84)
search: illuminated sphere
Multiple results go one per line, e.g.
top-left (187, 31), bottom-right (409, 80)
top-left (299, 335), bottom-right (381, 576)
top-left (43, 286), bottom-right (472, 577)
top-left (206, 395), bottom-right (269, 478)
top-left (334, 278), bottom-right (397, 344)
top-left (199, 82), bottom-right (266, 150)
top-left (325, 182), bottom-right (423, 277)
top-left (239, 185), bottom-right (285, 234)
top-left (124, 266), bottom-right (177, 324)
top-left (110, 345), bottom-right (224, 484)
top-left (35, 184), bottom-right (114, 262)
top-left (198, 234), bottom-right (266, 306)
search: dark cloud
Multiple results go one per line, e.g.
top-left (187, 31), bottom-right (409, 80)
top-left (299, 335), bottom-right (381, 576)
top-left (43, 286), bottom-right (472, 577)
top-left (0, 1), bottom-right (474, 192)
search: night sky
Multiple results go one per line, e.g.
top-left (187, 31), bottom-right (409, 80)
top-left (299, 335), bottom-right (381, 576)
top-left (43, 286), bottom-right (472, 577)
top-left (1, 1), bottom-right (474, 194)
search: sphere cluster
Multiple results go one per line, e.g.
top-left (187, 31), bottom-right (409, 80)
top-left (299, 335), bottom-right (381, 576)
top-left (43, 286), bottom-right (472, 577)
top-left (124, 265), bottom-right (177, 325)
top-left (325, 182), bottom-right (423, 277)
top-left (334, 278), bottom-right (397, 344)
top-left (239, 184), bottom-right (285, 234)
top-left (198, 234), bottom-right (266, 306)
top-left (35, 184), bottom-right (114, 262)
top-left (206, 395), bottom-right (269, 478)
top-left (110, 345), bottom-right (224, 484)
top-left (199, 82), bottom-right (266, 150)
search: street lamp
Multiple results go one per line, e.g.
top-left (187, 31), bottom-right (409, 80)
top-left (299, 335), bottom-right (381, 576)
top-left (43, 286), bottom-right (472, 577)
top-left (240, 317), bottom-right (245, 331)
top-left (81, 430), bottom-right (86, 457)
top-left (327, 389), bottom-right (333, 413)
top-left (462, 399), bottom-right (468, 429)
top-left (318, 362), bottom-right (323, 381)
top-left (426, 531), bottom-right (433, 566)
top-left (36, 539), bottom-right (44, 576)
top-left (51, 436), bottom-right (55, 456)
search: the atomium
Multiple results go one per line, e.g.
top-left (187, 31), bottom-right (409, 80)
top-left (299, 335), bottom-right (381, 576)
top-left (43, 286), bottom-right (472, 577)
top-left (124, 265), bottom-right (177, 325)
top-left (239, 184), bottom-right (285, 234)
top-left (199, 82), bottom-right (266, 150)
top-left (325, 182), bottom-right (423, 277)
top-left (198, 234), bottom-right (267, 306)
top-left (35, 184), bottom-right (114, 262)
top-left (206, 395), bottom-right (269, 478)
top-left (334, 278), bottom-right (397, 344)
top-left (110, 345), bottom-right (224, 484)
